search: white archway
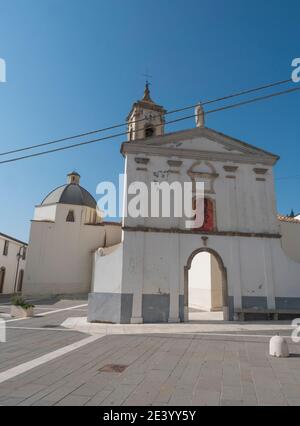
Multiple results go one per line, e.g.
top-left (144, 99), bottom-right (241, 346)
top-left (184, 247), bottom-right (229, 322)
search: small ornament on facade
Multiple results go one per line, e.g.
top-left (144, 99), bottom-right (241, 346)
top-left (201, 236), bottom-right (209, 246)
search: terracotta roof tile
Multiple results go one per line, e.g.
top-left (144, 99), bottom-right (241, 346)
top-left (278, 215), bottom-right (300, 224)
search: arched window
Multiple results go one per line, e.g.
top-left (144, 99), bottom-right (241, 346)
top-left (17, 270), bottom-right (24, 293)
top-left (66, 210), bottom-right (75, 222)
top-left (145, 126), bottom-right (155, 138)
top-left (192, 198), bottom-right (215, 231)
top-left (0, 267), bottom-right (6, 294)
top-left (3, 240), bottom-right (9, 256)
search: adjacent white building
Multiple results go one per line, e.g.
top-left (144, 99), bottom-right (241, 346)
top-left (278, 215), bottom-right (300, 263)
top-left (0, 232), bottom-right (27, 294)
top-left (23, 172), bottom-right (122, 296)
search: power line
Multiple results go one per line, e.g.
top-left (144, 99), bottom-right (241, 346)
top-left (0, 78), bottom-right (292, 157)
top-left (205, 85), bottom-right (300, 116)
top-left (170, 78), bottom-right (292, 113)
top-left (0, 84), bottom-right (299, 166)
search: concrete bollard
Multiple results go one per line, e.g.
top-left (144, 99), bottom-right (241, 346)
top-left (269, 335), bottom-right (290, 358)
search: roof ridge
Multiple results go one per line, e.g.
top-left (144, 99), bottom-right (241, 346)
top-left (40, 184), bottom-right (66, 205)
top-left (0, 232), bottom-right (28, 246)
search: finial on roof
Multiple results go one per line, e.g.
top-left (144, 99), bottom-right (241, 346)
top-left (142, 81), bottom-right (153, 103)
top-left (67, 171), bottom-right (80, 185)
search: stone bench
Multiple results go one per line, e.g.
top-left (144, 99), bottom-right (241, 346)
top-left (235, 308), bottom-right (300, 321)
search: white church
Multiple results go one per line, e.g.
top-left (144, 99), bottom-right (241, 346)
top-left (23, 84), bottom-right (300, 323)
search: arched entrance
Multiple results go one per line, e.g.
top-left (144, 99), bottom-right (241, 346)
top-left (184, 248), bottom-right (229, 322)
top-left (0, 267), bottom-right (6, 293)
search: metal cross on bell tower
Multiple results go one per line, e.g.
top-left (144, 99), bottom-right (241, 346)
top-left (142, 69), bottom-right (152, 86)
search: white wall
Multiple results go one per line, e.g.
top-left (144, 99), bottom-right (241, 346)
top-left (92, 244), bottom-right (123, 293)
top-left (123, 151), bottom-right (279, 236)
top-left (34, 205), bottom-right (57, 222)
top-left (280, 221), bottom-right (300, 263)
top-left (23, 204), bottom-right (122, 296)
top-left (120, 226), bottom-right (300, 321)
top-left (0, 235), bottom-right (27, 294)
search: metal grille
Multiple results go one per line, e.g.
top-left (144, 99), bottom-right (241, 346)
top-left (99, 364), bottom-right (128, 373)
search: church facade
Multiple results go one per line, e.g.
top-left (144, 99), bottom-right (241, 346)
top-left (88, 85), bottom-right (300, 323)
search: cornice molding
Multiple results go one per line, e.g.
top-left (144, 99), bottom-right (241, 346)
top-left (167, 160), bottom-right (183, 168)
top-left (123, 226), bottom-right (281, 239)
top-left (224, 165), bottom-right (239, 173)
top-left (121, 143), bottom-right (278, 166)
top-left (121, 126), bottom-right (279, 162)
top-left (253, 167), bottom-right (269, 175)
top-left (135, 157), bottom-right (150, 165)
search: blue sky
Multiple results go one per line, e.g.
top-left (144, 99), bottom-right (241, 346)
top-left (0, 0), bottom-right (299, 241)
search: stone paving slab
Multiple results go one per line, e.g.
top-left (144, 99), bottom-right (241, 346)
top-left (1, 297), bottom-right (300, 406)
top-left (0, 332), bottom-right (299, 406)
top-left (61, 316), bottom-right (296, 337)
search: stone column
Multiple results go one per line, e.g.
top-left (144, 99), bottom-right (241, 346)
top-left (168, 234), bottom-right (181, 323)
top-left (263, 239), bottom-right (276, 310)
top-left (226, 173), bottom-right (242, 314)
top-left (230, 238), bottom-right (243, 311)
top-left (130, 232), bottom-right (145, 324)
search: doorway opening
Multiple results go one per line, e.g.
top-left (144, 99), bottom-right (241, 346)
top-left (184, 248), bottom-right (228, 322)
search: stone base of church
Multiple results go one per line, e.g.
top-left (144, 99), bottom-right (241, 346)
top-left (240, 296), bottom-right (300, 311)
top-left (89, 233), bottom-right (300, 324)
top-left (87, 292), bottom-right (300, 323)
top-left (88, 292), bottom-right (186, 324)
top-left (87, 293), bottom-right (133, 324)
top-left (234, 296), bottom-right (300, 321)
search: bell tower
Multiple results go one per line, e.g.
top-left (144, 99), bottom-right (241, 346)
top-left (127, 82), bottom-right (166, 141)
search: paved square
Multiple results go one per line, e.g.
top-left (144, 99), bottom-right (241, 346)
top-left (1, 296), bottom-right (300, 406)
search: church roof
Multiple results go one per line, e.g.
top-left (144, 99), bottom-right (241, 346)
top-left (41, 183), bottom-right (97, 208)
top-left (121, 126), bottom-right (280, 165)
top-left (0, 232), bottom-right (28, 246)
